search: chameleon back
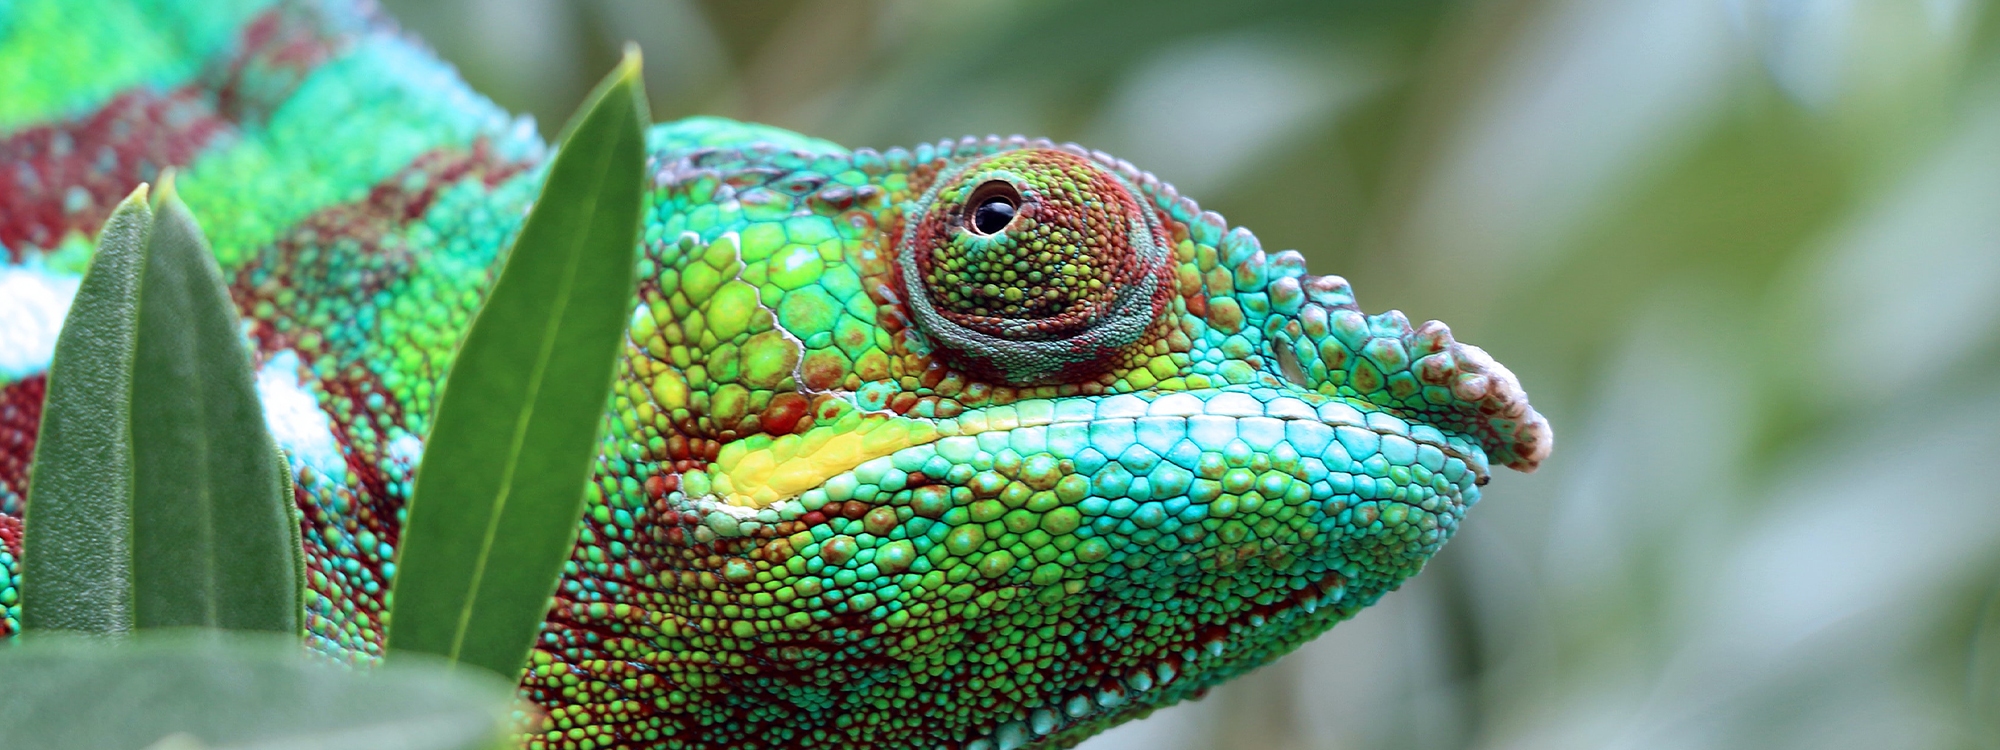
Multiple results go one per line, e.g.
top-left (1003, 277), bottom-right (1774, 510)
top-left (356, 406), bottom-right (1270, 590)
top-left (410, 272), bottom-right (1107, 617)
top-left (0, 2), bottom-right (1551, 749)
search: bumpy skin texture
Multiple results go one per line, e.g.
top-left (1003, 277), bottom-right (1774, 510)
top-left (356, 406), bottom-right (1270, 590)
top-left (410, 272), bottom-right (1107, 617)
top-left (0, 2), bottom-right (1552, 749)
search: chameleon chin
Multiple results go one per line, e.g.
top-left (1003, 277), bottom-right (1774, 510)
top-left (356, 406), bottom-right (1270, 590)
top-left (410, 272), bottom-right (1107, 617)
top-left (0, 2), bottom-right (1550, 749)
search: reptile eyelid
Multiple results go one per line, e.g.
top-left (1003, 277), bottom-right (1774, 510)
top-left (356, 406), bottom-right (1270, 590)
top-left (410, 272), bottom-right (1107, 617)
top-left (964, 179), bottom-right (1022, 236)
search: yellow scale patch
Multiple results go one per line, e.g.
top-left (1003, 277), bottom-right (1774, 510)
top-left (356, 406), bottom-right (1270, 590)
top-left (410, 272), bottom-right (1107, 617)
top-left (688, 400), bottom-right (1060, 508)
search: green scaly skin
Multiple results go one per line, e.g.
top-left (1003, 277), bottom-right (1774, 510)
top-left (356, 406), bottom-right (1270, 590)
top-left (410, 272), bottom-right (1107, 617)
top-left (0, 2), bottom-right (1552, 748)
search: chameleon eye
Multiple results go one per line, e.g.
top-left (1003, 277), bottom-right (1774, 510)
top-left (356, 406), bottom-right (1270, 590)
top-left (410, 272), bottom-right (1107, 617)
top-left (897, 148), bottom-right (1174, 384)
top-left (966, 181), bottom-right (1019, 236)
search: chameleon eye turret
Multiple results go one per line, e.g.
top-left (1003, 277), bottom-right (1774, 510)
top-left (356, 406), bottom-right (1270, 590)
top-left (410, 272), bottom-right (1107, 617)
top-left (898, 148), bottom-right (1177, 384)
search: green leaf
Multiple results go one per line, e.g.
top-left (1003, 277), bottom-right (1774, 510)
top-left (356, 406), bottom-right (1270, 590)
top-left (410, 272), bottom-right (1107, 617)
top-left (0, 631), bottom-right (516, 750)
top-left (279, 447), bottom-right (308, 623)
top-left (387, 48), bottom-right (650, 677)
top-left (22, 185), bottom-right (152, 635)
top-left (24, 178), bottom-right (300, 637)
top-left (127, 177), bottom-right (296, 634)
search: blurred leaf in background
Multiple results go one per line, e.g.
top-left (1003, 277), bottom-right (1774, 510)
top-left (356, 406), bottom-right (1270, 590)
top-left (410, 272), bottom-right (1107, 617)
top-left (0, 632), bottom-right (515, 750)
top-left (378, 0), bottom-right (2000, 748)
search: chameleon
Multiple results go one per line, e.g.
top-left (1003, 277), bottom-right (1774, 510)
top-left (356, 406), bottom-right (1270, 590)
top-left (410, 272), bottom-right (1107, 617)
top-left (0, 1), bottom-right (1552, 748)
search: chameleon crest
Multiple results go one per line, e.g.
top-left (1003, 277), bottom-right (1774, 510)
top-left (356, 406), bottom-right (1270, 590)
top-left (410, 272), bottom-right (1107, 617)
top-left (0, 2), bottom-right (1551, 749)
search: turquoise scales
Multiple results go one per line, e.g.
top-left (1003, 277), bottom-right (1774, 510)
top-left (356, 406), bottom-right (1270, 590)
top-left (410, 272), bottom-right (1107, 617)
top-left (0, 2), bottom-right (1553, 749)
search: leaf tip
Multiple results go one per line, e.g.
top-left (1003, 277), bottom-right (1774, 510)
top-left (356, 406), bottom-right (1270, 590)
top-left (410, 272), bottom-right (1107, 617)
top-left (151, 169), bottom-right (192, 216)
top-left (618, 43), bottom-right (650, 127)
top-left (617, 43), bottom-right (643, 82)
top-left (119, 182), bottom-right (152, 212)
top-left (148, 170), bottom-right (197, 226)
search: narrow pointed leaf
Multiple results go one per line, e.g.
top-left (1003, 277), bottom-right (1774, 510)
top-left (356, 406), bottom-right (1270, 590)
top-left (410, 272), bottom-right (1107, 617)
top-left (128, 179), bottom-right (296, 633)
top-left (22, 185), bottom-right (152, 635)
top-left (388, 49), bottom-right (650, 677)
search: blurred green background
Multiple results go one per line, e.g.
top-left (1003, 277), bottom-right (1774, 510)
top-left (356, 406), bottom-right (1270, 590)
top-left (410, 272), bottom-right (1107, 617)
top-left (377, 0), bottom-right (2000, 747)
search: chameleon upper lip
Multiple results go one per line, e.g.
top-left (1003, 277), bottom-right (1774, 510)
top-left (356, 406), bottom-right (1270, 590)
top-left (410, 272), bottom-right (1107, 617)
top-left (937, 386), bottom-right (1493, 483)
top-left (698, 384), bottom-right (1488, 512)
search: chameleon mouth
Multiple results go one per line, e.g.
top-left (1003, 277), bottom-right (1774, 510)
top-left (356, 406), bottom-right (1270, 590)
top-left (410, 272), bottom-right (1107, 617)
top-left (684, 384), bottom-right (1490, 511)
top-left (948, 567), bottom-right (1355, 750)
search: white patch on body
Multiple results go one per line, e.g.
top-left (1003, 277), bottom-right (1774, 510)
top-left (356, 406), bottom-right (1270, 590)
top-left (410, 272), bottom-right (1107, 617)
top-left (387, 433), bottom-right (424, 468)
top-left (256, 350), bottom-right (347, 481)
top-left (0, 266), bottom-right (82, 379)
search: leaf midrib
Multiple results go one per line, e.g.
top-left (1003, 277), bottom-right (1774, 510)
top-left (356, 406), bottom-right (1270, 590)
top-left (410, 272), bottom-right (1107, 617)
top-left (442, 132), bottom-right (619, 665)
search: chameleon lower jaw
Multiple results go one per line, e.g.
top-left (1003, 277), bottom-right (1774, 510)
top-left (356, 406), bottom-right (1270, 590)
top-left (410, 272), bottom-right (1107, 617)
top-left (959, 565), bottom-right (1354, 750)
top-left (623, 384), bottom-right (1485, 746)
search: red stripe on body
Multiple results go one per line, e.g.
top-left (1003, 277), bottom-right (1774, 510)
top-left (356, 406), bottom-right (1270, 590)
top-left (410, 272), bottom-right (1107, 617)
top-left (0, 3), bottom-right (353, 262)
top-left (275, 141), bottom-right (530, 662)
top-left (0, 375), bottom-right (38, 636)
top-left (0, 513), bottom-right (18, 561)
top-left (235, 139), bottom-right (530, 541)
top-left (0, 375), bottom-right (47, 508)
top-left (0, 89), bottom-right (235, 258)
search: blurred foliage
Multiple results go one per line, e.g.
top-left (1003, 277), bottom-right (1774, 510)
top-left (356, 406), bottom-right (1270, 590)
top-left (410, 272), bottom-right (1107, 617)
top-left (0, 631), bottom-right (515, 749)
top-left (377, 0), bottom-right (2000, 748)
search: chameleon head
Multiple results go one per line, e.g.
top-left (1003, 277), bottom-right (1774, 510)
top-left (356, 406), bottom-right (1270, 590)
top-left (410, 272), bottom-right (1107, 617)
top-left (531, 130), bottom-right (1551, 749)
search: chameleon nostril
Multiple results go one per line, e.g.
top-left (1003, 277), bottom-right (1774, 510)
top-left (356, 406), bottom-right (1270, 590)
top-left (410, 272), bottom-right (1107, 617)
top-left (1273, 339), bottom-right (1309, 388)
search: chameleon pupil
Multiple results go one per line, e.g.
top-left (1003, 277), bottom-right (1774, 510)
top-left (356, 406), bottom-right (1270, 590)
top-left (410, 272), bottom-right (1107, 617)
top-left (972, 196), bottom-right (1016, 234)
